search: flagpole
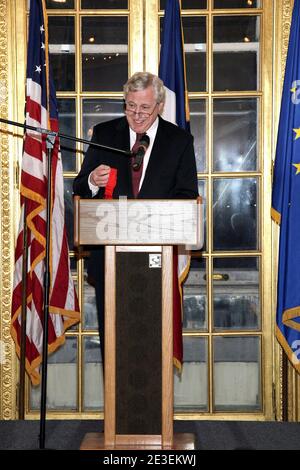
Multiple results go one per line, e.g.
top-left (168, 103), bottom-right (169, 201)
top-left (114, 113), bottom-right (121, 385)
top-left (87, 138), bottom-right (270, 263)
top-left (19, 204), bottom-right (28, 420)
top-left (0, 117), bottom-right (132, 157)
top-left (39, 135), bottom-right (54, 450)
top-left (282, 353), bottom-right (288, 421)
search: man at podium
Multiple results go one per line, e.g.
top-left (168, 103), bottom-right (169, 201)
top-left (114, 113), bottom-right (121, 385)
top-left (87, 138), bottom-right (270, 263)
top-left (73, 71), bottom-right (198, 363)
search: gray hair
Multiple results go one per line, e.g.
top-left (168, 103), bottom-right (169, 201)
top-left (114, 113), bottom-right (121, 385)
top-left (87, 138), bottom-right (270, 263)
top-left (123, 72), bottom-right (166, 104)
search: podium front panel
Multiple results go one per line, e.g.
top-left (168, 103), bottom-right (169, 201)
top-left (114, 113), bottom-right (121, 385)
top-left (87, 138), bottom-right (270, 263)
top-left (116, 251), bottom-right (162, 435)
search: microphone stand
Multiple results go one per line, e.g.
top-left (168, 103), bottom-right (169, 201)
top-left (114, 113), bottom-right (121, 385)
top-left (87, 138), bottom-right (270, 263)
top-left (0, 117), bottom-right (132, 157)
top-left (0, 116), bottom-right (131, 449)
top-left (39, 132), bottom-right (55, 450)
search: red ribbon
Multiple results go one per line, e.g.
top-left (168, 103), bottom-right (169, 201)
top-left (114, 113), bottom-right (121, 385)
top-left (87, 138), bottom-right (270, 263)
top-left (104, 168), bottom-right (117, 199)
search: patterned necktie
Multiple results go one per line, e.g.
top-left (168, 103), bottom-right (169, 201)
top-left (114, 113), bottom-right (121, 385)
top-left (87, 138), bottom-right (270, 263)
top-left (131, 133), bottom-right (144, 198)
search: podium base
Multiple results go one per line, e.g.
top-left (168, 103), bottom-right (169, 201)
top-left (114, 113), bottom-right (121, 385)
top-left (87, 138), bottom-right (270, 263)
top-left (80, 433), bottom-right (196, 450)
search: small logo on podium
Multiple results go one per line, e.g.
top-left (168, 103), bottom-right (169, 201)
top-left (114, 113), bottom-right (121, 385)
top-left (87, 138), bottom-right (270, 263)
top-left (149, 254), bottom-right (161, 268)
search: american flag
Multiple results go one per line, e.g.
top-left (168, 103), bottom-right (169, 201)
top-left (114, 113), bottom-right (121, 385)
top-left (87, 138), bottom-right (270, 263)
top-left (11, 0), bottom-right (80, 386)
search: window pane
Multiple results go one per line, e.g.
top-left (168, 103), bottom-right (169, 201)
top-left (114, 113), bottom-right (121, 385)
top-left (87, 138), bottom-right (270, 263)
top-left (70, 278), bottom-right (79, 331)
top-left (81, 0), bottom-right (128, 8)
top-left (82, 99), bottom-right (124, 149)
top-left (213, 336), bottom-right (261, 411)
top-left (214, 0), bottom-right (261, 7)
top-left (213, 178), bottom-right (258, 251)
top-left (174, 337), bottom-right (208, 411)
top-left (213, 98), bottom-right (258, 172)
top-left (70, 257), bottom-right (77, 273)
top-left (46, 0), bottom-right (74, 8)
top-left (213, 16), bottom-right (260, 91)
top-left (48, 16), bottom-right (75, 91)
top-left (64, 178), bottom-right (74, 249)
top-left (69, 258), bottom-right (78, 332)
top-left (83, 336), bottom-right (103, 410)
top-left (183, 17), bottom-right (206, 92)
top-left (213, 257), bottom-right (260, 330)
top-left (82, 17), bottom-right (128, 92)
top-left (190, 99), bottom-right (206, 173)
top-left (57, 99), bottom-right (76, 172)
top-left (83, 259), bottom-right (99, 331)
top-left (183, 257), bottom-right (207, 331)
top-left (30, 337), bottom-right (78, 410)
top-left (160, 16), bottom-right (206, 92)
top-left (160, 0), bottom-right (207, 9)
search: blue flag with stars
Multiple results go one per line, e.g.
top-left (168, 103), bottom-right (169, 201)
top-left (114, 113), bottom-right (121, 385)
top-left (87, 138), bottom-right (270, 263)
top-left (272, 0), bottom-right (300, 372)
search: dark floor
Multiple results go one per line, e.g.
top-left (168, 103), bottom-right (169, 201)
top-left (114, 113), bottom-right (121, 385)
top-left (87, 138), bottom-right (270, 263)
top-left (0, 420), bottom-right (299, 450)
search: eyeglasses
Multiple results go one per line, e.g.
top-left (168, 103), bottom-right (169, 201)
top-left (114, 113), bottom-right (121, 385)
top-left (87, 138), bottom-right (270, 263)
top-left (125, 102), bottom-right (158, 119)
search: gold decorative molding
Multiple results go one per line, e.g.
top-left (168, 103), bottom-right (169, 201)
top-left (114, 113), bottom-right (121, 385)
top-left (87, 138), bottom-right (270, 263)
top-left (0, 0), bottom-right (16, 420)
top-left (261, 0), bottom-right (276, 421)
top-left (145, 0), bottom-right (159, 73)
top-left (130, 0), bottom-right (144, 74)
top-left (281, 0), bottom-right (294, 82)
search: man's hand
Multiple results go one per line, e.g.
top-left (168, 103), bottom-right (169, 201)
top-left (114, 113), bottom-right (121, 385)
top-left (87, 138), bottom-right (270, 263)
top-left (90, 164), bottom-right (111, 187)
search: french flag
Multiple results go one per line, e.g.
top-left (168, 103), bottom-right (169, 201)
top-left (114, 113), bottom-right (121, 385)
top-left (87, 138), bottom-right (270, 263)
top-left (159, 0), bottom-right (191, 370)
top-left (159, 0), bottom-right (190, 132)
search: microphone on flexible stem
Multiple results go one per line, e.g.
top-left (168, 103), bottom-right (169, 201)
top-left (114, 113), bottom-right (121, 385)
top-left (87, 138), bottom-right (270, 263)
top-left (132, 134), bottom-right (150, 171)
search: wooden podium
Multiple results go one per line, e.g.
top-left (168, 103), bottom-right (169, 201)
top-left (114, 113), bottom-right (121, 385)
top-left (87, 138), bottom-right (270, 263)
top-left (74, 197), bottom-right (203, 450)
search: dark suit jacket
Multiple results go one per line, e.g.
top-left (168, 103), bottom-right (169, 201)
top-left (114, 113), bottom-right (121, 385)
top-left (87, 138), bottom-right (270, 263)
top-left (73, 115), bottom-right (198, 200)
top-left (73, 115), bottom-right (198, 339)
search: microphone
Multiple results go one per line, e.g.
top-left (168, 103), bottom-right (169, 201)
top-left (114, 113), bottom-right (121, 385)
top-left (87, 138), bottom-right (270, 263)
top-left (132, 134), bottom-right (150, 171)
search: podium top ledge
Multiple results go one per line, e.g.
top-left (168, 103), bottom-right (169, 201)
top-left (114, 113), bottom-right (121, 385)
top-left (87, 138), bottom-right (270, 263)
top-left (74, 197), bottom-right (203, 247)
